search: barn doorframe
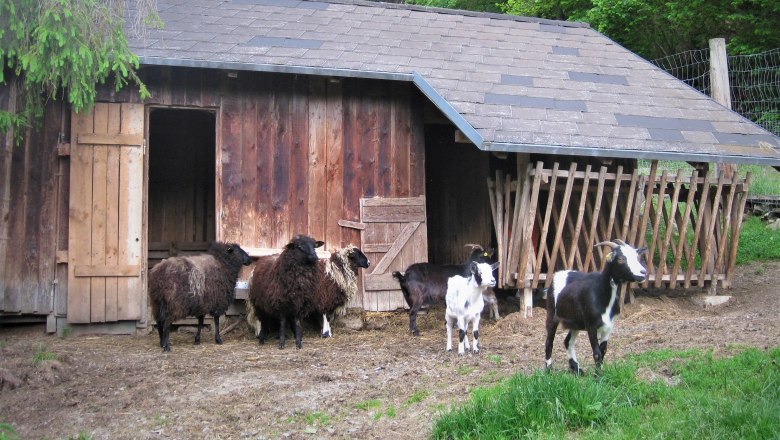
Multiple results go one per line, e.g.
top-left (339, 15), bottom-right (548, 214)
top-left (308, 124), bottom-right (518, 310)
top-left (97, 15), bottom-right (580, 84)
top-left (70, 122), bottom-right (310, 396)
top-left (145, 106), bottom-right (218, 279)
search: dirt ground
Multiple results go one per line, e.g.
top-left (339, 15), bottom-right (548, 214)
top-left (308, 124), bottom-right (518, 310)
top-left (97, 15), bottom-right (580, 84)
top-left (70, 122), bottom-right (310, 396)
top-left (1, 260), bottom-right (779, 440)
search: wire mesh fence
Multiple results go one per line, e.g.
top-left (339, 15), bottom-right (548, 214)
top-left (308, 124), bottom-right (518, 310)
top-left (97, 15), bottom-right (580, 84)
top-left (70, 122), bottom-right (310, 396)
top-left (650, 47), bottom-right (780, 196)
top-left (651, 47), bottom-right (780, 136)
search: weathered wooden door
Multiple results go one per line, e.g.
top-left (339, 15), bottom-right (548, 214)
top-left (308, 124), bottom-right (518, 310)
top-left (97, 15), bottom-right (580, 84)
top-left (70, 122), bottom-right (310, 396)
top-left (360, 197), bottom-right (428, 311)
top-left (68, 103), bottom-right (145, 323)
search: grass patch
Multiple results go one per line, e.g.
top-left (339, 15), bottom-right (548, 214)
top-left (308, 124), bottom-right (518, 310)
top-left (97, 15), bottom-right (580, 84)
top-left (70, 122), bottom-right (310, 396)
top-left (431, 346), bottom-right (780, 440)
top-left (456, 365), bottom-right (474, 376)
top-left (736, 215), bottom-right (780, 263)
top-left (0, 423), bottom-right (18, 440)
top-left (404, 390), bottom-right (430, 407)
top-left (32, 344), bottom-right (56, 364)
top-left (304, 411), bottom-right (330, 426)
top-left (354, 399), bottom-right (382, 411)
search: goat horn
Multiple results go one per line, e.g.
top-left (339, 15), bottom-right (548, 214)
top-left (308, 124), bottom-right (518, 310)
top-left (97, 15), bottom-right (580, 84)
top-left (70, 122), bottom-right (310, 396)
top-left (594, 241), bottom-right (618, 249)
top-left (613, 239), bottom-right (628, 246)
top-left (464, 243), bottom-right (484, 250)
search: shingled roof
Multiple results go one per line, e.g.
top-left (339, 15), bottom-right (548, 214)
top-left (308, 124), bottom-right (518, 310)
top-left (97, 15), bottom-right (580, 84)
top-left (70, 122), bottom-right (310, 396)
top-left (129, 0), bottom-right (780, 166)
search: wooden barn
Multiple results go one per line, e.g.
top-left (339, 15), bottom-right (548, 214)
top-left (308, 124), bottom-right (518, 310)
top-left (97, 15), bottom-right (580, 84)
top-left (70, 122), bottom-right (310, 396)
top-left (2, 0), bottom-right (779, 334)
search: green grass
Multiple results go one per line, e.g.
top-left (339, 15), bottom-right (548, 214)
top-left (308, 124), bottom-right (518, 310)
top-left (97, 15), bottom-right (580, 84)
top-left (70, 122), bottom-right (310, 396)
top-left (430, 346), bottom-right (780, 440)
top-left (354, 399), bottom-right (382, 411)
top-left (736, 215), bottom-right (780, 263)
top-left (404, 390), bottom-right (430, 407)
top-left (0, 423), bottom-right (18, 440)
top-left (32, 344), bottom-right (56, 364)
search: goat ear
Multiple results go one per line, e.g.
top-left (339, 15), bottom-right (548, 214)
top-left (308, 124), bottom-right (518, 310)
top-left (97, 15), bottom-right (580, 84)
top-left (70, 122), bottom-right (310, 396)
top-left (285, 242), bottom-right (295, 249)
top-left (315, 240), bottom-right (325, 248)
top-left (637, 247), bottom-right (647, 255)
top-left (490, 262), bottom-right (500, 270)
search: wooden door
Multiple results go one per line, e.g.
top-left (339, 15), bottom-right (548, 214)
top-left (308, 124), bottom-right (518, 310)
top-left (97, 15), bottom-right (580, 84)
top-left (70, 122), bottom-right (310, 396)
top-left (360, 197), bottom-right (428, 311)
top-left (68, 103), bottom-right (145, 323)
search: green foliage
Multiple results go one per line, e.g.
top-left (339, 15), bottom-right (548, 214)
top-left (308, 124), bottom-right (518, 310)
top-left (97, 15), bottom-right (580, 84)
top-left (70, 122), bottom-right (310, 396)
top-left (304, 411), bottom-right (330, 426)
top-left (500, 0), bottom-right (780, 60)
top-left (736, 215), bottom-right (780, 264)
top-left (0, 0), bottom-right (153, 139)
top-left (405, 0), bottom-right (504, 13)
top-left (66, 433), bottom-right (93, 440)
top-left (431, 346), bottom-right (780, 439)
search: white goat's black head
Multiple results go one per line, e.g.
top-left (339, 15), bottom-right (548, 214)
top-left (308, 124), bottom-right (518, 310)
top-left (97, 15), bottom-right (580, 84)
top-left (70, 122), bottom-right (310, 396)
top-left (348, 246), bottom-right (371, 269)
top-left (594, 239), bottom-right (647, 282)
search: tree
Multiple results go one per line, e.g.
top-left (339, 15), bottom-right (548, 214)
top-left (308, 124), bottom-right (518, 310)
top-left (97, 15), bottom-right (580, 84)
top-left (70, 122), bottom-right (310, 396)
top-left (500, 0), bottom-right (780, 60)
top-left (0, 0), bottom-right (159, 140)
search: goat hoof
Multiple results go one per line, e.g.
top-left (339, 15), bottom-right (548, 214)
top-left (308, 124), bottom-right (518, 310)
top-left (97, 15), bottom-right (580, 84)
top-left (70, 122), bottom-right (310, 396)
top-left (162, 347), bottom-right (171, 353)
top-left (473, 349), bottom-right (480, 354)
top-left (321, 331), bottom-right (331, 338)
top-left (412, 330), bottom-right (420, 336)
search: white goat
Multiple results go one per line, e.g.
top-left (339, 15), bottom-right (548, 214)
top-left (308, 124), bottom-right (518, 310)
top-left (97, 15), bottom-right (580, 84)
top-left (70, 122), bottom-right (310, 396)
top-left (445, 261), bottom-right (498, 355)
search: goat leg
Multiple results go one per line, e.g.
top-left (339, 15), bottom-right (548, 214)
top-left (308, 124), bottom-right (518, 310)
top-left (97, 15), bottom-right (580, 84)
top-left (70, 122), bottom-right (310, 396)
top-left (409, 304), bottom-right (422, 336)
top-left (472, 318), bottom-right (480, 354)
top-left (157, 325), bottom-right (164, 348)
top-left (457, 328), bottom-right (467, 355)
top-left (214, 314), bottom-right (223, 345)
top-left (544, 319), bottom-right (558, 370)
top-left (564, 330), bottom-right (584, 375)
top-left (445, 317), bottom-right (454, 352)
top-left (195, 315), bottom-right (204, 345)
top-left (587, 329), bottom-right (603, 374)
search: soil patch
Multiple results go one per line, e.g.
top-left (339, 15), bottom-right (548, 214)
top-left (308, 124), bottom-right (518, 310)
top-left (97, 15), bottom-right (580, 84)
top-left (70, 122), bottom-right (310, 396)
top-left (2, 261), bottom-right (779, 439)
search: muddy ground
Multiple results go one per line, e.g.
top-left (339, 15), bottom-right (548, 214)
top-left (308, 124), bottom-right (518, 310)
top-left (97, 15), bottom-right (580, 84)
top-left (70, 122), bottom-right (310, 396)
top-left (1, 260), bottom-right (779, 440)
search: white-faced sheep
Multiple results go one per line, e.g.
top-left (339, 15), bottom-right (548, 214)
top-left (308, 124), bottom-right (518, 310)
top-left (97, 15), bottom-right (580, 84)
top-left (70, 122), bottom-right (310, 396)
top-left (445, 261), bottom-right (498, 355)
top-left (309, 246), bottom-right (370, 338)
top-left (544, 239), bottom-right (647, 374)
top-left (148, 241), bottom-right (252, 352)
top-left (247, 234), bottom-right (324, 349)
top-left (392, 245), bottom-right (495, 336)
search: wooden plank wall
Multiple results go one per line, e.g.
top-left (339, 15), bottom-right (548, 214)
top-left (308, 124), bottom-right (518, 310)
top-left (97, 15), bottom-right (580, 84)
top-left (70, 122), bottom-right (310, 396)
top-left (110, 66), bottom-right (426, 312)
top-left (0, 77), bottom-right (65, 315)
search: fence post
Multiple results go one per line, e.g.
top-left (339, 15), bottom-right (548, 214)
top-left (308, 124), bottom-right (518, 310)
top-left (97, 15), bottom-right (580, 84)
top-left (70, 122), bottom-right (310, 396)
top-left (710, 38), bottom-right (736, 180)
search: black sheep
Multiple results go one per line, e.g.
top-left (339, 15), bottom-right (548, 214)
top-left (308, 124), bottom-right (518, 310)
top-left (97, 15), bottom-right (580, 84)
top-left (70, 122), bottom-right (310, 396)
top-left (148, 242), bottom-right (252, 352)
top-left (247, 234), bottom-right (324, 349)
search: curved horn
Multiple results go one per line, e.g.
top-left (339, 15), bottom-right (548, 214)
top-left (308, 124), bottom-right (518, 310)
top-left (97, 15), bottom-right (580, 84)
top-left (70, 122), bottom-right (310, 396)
top-left (464, 243), bottom-right (484, 251)
top-left (594, 241), bottom-right (618, 249)
top-left (613, 239), bottom-right (628, 246)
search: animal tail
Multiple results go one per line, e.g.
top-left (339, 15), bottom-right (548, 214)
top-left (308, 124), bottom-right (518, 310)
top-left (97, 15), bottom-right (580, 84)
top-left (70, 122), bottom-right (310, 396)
top-left (392, 271), bottom-right (413, 306)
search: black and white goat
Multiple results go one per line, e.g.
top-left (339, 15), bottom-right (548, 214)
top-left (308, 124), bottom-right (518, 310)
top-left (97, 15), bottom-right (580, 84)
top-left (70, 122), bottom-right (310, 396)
top-left (544, 239), bottom-right (646, 374)
top-left (445, 261), bottom-right (498, 355)
top-left (392, 245), bottom-right (495, 336)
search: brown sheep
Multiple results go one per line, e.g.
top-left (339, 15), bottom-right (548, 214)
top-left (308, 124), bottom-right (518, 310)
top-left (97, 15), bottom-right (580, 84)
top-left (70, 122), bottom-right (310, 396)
top-left (148, 242), bottom-right (252, 352)
top-left (247, 234), bottom-right (324, 349)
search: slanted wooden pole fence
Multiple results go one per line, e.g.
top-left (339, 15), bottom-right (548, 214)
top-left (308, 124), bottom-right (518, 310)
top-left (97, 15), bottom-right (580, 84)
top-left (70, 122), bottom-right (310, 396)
top-left (488, 160), bottom-right (751, 317)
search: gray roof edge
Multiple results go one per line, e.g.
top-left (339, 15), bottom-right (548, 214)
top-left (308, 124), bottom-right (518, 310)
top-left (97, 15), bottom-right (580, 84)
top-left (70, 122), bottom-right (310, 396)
top-left (484, 141), bottom-right (780, 167)
top-left (138, 56), bottom-right (414, 82)
top-left (412, 73), bottom-right (483, 147)
top-left (315, 0), bottom-right (589, 28)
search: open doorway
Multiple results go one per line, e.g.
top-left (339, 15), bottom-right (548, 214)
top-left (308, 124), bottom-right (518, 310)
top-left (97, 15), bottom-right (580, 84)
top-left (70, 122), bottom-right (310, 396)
top-left (147, 108), bottom-right (216, 268)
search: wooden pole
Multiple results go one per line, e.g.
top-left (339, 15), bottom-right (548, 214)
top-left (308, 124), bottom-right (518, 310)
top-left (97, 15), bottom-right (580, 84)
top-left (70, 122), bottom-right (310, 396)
top-left (710, 38), bottom-right (736, 180)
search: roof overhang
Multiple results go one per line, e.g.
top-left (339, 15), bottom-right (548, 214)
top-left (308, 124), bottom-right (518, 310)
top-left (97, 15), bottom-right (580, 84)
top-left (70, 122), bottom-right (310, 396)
top-left (139, 56), bottom-right (780, 168)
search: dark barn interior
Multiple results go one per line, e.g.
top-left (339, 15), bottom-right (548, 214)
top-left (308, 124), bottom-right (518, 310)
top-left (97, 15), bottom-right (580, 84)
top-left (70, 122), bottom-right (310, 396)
top-left (147, 108), bottom-right (216, 268)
